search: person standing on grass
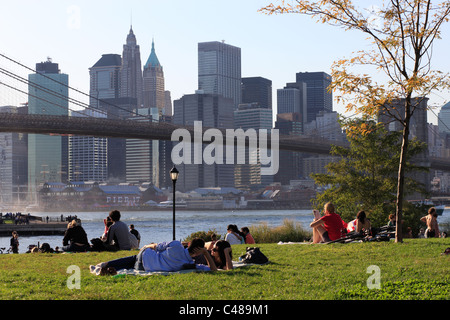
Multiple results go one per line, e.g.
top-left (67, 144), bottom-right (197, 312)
top-left (10, 231), bottom-right (19, 253)
top-left (310, 202), bottom-right (347, 243)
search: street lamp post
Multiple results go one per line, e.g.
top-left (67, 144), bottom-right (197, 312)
top-left (170, 166), bottom-right (179, 241)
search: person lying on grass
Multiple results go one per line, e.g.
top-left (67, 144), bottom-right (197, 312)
top-left (93, 238), bottom-right (233, 275)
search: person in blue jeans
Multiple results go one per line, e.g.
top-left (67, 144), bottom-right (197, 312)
top-left (95, 238), bottom-right (216, 275)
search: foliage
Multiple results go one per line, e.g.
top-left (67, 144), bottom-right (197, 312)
top-left (249, 219), bottom-right (312, 243)
top-left (183, 229), bottom-right (221, 242)
top-left (260, 0), bottom-right (450, 242)
top-left (311, 119), bottom-right (428, 227)
top-left (0, 239), bottom-right (449, 300)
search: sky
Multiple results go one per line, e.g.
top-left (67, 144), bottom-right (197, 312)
top-left (1, 0), bottom-right (449, 125)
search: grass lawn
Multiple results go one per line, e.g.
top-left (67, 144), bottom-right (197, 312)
top-left (0, 238), bottom-right (449, 300)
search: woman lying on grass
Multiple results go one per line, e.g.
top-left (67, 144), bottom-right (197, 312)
top-left (92, 238), bottom-right (233, 275)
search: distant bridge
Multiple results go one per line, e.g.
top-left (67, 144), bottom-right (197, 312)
top-left (1, 112), bottom-right (449, 171)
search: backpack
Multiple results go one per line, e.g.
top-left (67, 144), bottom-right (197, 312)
top-left (239, 247), bottom-right (269, 264)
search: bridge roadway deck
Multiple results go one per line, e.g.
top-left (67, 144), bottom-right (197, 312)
top-left (0, 113), bottom-right (449, 171)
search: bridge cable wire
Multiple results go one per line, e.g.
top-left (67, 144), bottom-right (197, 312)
top-left (0, 52), bottom-right (159, 122)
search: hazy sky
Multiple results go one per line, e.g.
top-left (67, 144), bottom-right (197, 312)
top-left (1, 0), bottom-right (449, 124)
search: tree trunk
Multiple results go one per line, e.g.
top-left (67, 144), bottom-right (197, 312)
top-left (395, 98), bottom-right (412, 243)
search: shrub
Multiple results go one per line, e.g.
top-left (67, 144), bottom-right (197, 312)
top-left (183, 229), bottom-right (221, 242)
top-left (250, 219), bottom-right (311, 243)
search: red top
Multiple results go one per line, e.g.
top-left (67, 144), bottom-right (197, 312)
top-left (320, 212), bottom-right (347, 241)
top-left (245, 233), bottom-right (256, 244)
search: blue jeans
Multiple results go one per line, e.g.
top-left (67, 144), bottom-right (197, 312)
top-left (106, 250), bottom-right (145, 271)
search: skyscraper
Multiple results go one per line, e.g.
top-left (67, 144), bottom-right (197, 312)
top-left (89, 53), bottom-right (122, 110)
top-left (274, 113), bottom-right (303, 185)
top-left (143, 40), bottom-right (167, 115)
top-left (126, 107), bottom-right (160, 185)
top-left (0, 106), bottom-right (28, 206)
top-left (198, 41), bottom-right (241, 109)
top-left (69, 109), bottom-right (108, 182)
top-left (438, 102), bottom-right (450, 133)
top-left (173, 92), bottom-right (235, 192)
top-left (121, 27), bottom-right (143, 108)
top-left (234, 103), bottom-right (273, 190)
top-left (295, 72), bottom-right (333, 122)
top-left (28, 59), bottom-right (68, 201)
top-left (241, 77), bottom-right (272, 109)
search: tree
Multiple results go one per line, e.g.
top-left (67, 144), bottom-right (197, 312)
top-left (311, 119), bottom-right (428, 227)
top-left (260, 0), bottom-right (450, 242)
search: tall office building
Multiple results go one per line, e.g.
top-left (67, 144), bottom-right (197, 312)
top-left (295, 72), bottom-right (333, 123)
top-left (120, 27), bottom-right (143, 108)
top-left (274, 113), bottom-right (303, 184)
top-left (234, 103), bottom-right (273, 190)
top-left (158, 115), bottom-right (174, 189)
top-left (89, 54), bottom-right (134, 182)
top-left (198, 41), bottom-right (241, 109)
top-left (89, 54), bottom-right (122, 110)
top-left (277, 85), bottom-right (307, 116)
top-left (28, 59), bottom-right (69, 201)
top-left (143, 40), bottom-right (168, 115)
top-left (126, 107), bottom-right (160, 185)
top-left (0, 106), bottom-right (28, 206)
top-left (241, 77), bottom-right (272, 109)
top-left (69, 109), bottom-right (108, 182)
top-left (173, 92), bottom-right (235, 192)
top-left (438, 102), bottom-right (450, 133)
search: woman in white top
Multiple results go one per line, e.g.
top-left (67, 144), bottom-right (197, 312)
top-left (224, 224), bottom-right (243, 245)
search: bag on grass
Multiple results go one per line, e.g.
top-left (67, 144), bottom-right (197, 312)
top-left (239, 247), bottom-right (269, 264)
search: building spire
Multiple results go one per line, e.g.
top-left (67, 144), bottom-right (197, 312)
top-left (145, 38), bottom-right (161, 68)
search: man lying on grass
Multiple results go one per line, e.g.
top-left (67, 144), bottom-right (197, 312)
top-left (92, 238), bottom-right (233, 275)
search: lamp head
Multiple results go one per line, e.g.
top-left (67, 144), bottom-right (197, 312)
top-left (170, 166), bottom-right (179, 182)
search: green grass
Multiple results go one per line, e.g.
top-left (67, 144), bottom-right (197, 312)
top-left (0, 239), bottom-right (449, 300)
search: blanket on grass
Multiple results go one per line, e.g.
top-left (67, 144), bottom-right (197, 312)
top-left (89, 261), bottom-right (266, 276)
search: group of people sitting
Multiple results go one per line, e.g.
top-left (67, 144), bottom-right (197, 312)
top-left (224, 224), bottom-right (255, 245)
top-left (61, 209), bottom-right (141, 253)
top-left (310, 202), bottom-right (444, 243)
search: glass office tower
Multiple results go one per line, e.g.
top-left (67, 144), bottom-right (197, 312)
top-left (28, 59), bottom-right (69, 202)
top-left (198, 41), bottom-right (241, 109)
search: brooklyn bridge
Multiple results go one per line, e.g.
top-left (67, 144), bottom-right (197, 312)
top-left (1, 112), bottom-right (450, 172)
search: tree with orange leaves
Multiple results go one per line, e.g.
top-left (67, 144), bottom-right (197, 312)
top-left (260, 0), bottom-right (450, 242)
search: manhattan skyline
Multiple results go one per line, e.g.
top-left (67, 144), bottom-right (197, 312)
top-left (1, 0), bottom-right (449, 125)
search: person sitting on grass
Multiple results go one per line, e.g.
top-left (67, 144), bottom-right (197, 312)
top-left (420, 207), bottom-right (440, 238)
top-left (355, 210), bottom-right (371, 234)
top-left (310, 202), bottom-right (347, 243)
top-left (240, 227), bottom-right (256, 244)
top-left (62, 219), bottom-right (90, 252)
top-left (105, 210), bottom-right (132, 250)
top-left (224, 224), bottom-right (244, 245)
top-left (93, 238), bottom-right (230, 275)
